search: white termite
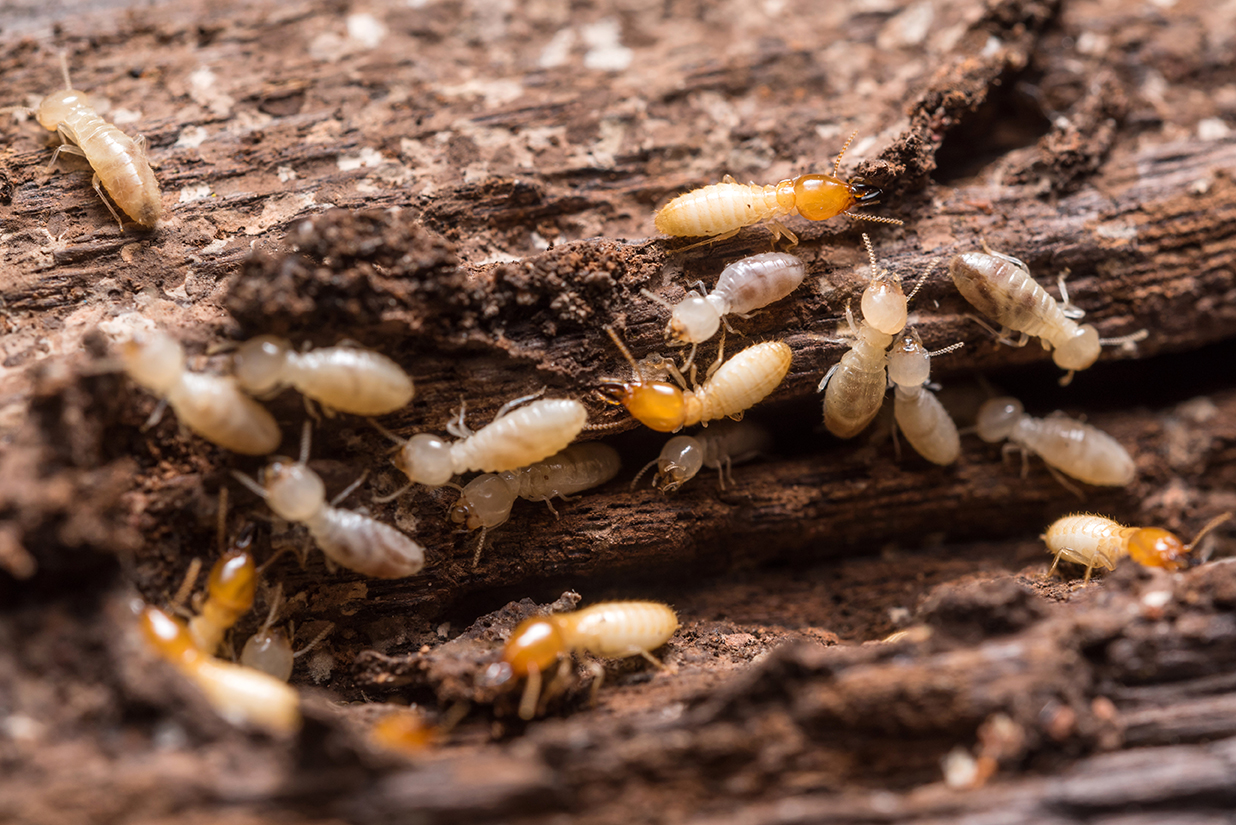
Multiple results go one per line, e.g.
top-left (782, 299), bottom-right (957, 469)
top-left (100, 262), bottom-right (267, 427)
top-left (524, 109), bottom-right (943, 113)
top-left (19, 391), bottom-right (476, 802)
top-left (1042, 512), bottom-right (1232, 583)
top-left (233, 423), bottom-right (425, 578)
top-left (240, 584), bottom-right (333, 681)
top-left (886, 329), bottom-right (963, 466)
top-left (233, 336), bottom-right (414, 416)
top-left (975, 396), bottom-right (1136, 490)
top-left (632, 419), bottom-right (772, 492)
top-left (375, 394), bottom-right (589, 497)
top-left (949, 249), bottom-right (1147, 384)
top-left (450, 442), bottom-right (622, 565)
top-left (641, 252), bottom-right (807, 345)
top-left (3, 55), bottom-right (161, 228)
top-left (120, 330), bottom-right (282, 456)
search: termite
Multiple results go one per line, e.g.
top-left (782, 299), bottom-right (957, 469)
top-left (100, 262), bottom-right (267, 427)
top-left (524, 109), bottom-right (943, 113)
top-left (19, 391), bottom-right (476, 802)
top-left (1042, 512), bottom-right (1233, 583)
top-left (374, 395), bottom-right (590, 496)
top-left (239, 584), bottom-right (334, 681)
top-left (886, 329), bottom-right (964, 466)
top-left (641, 252), bottom-right (807, 346)
top-left (498, 601), bottom-right (679, 719)
top-left (975, 396), bottom-right (1136, 491)
top-left (138, 603), bottom-right (300, 734)
top-left (2, 55), bottom-right (161, 228)
top-left (450, 442), bottom-right (622, 565)
top-left (120, 330), bottom-right (282, 456)
top-left (632, 419), bottom-right (772, 492)
top-left (233, 422), bottom-right (425, 578)
top-left (817, 234), bottom-right (919, 439)
top-left (233, 336), bottom-right (414, 416)
top-left (653, 132), bottom-right (902, 246)
top-left (949, 249), bottom-right (1147, 385)
top-left (598, 327), bottom-right (791, 433)
top-left (187, 535), bottom-right (257, 655)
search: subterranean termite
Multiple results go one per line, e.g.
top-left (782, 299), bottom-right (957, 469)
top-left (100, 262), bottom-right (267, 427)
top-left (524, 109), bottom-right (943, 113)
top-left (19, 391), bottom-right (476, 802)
top-left (2, 54), bottom-right (161, 228)
top-left (653, 132), bottom-right (902, 245)
top-left (1042, 512), bottom-right (1233, 583)
top-left (886, 328), bottom-right (963, 466)
top-left (631, 419), bottom-right (772, 493)
top-left (233, 336), bottom-right (414, 416)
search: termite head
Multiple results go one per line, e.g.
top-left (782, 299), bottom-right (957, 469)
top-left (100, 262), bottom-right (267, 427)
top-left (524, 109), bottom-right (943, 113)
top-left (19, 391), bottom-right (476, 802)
top-left (976, 397), bottom-right (1024, 443)
top-left (449, 474), bottom-right (517, 530)
top-left (36, 89), bottom-right (89, 131)
top-left (670, 294), bottom-right (722, 343)
top-left (392, 434), bottom-right (455, 487)
top-left (262, 459), bottom-right (326, 522)
top-left (241, 629), bottom-right (294, 682)
top-left (654, 435), bottom-right (704, 493)
top-left (139, 605), bottom-right (199, 666)
top-left (207, 550), bottom-right (257, 615)
top-left (792, 174), bottom-right (861, 221)
top-left (121, 331), bottom-right (185, 395)
top-left (599, 381), bottom-right (687, 433)
top-left (502, 615), bottom-right (566, 677)
top-left (1051, 325), bottom-right (1100, 371)
top-left (234, 335), bottom-right (291, 395)
top-left (887, 329), bottom-right (929, 388)
top-left (1126, 528), bottom-right (1189, 571)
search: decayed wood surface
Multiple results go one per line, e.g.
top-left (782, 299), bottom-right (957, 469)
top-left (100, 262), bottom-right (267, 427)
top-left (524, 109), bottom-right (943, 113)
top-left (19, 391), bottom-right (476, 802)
top-left (1, 0), bottom-right (1236, 822)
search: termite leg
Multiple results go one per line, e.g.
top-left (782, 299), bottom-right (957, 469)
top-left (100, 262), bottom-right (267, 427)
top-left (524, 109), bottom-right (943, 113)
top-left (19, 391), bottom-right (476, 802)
top-left (142, 398), bottom-right (169, 430)
top-left (672, 228), bottom-right (741, 254)
top-left (1043, 463), bottom-right (1086, 501)
top-left (492, 388), bottom-right (547, 422)
top-left (586, 661), bottom-right (606, 707)
top-left (446, 398), bottom-right (473, 439)
top-left (372, 482), bottom-right (412, 505)
top-left (704, 327), bottom-right (728, 382)
top-left (817, 363), bottom-right (840, 392)
top-left (518, 664), bottom-right (543, 721)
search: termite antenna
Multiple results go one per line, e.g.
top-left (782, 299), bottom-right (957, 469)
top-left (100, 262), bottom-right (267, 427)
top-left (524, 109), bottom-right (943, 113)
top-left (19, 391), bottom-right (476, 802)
top-left (1100, 329), bottom-right (1150, 346)
top-left (833, 130), bottom-right (858, 177)
top-left (59, 51), bottom-right (73, 90)
top-left (292, 622), bottom-right (335, 659)
top-left (368, 417), bottom-right (407, 447)
top-left (629, 457), bottom-right (659, 491)
top-left (927, 342), bottom-right (965, 358)
top-left (372, 482), bottom-right (413, 505)
top-left (640, 288), bottom-right (676, 312)
top-left (1184, 512), bottom-right (1234, 551)
top-left (604, 325), bottom-right (644, 382)
top-left (862, 233), bottom-right (878, 279)
top-left (216, 487), bottom-right (229, 555)
top-left (297, 420), bottom-right (313, 464)
top-left (846, 211), bottom-right (905, 226)
top-left (231, 469), bottom-right (269, 500)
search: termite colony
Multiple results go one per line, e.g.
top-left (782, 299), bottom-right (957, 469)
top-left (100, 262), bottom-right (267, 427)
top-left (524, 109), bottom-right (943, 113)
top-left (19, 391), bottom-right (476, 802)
top-left (9, 52), bottom-right (1225, 743)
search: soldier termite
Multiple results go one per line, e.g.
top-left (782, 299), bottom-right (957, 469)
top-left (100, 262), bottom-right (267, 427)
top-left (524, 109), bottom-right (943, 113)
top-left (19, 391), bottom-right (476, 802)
top-left (653, 132), bottom-right (902, 246)
top-left (233, 336), bottom-right (414, 416)
top-left (886, 329), bottom-right (964, 466)
top-left (187, 532), bottom-right (257, 655)
top-left (138, 603), bottom-right (301, 735)
top-left (1042, 512), bottom-right (1233, 583)
top-left (641, 252), bottom-right (807, 346)
top-left (1, 54), bottom-right (161, 228)
top-left (496, 601), bottom-right (679, 720)
top-left (449, 442), bottom-right (622, 566)
top-left (949, 249), bottom-right (1148, 385)
top-left (598, 327), bottom-right (792, 433)
top-left (976, 397), bottom-right (1136, 492)
top-left (631, 419), bottom-right (772, 492)
top-left (239, 584), bottom-right (334, 681)
top-left (233, 422), bottom-right (426, 578)
top-left (374, 395), bottom-right (590, 498)
top-left (120, 330), bottom-right (282, 456)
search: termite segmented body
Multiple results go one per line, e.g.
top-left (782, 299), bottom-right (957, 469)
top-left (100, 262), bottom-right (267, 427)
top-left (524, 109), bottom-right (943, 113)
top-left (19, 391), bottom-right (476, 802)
top-left (382, 397), bottom-right (589, 490)
top-left (120, 330), bottom-right (281, 456)
top-left (949, 250), bottom-right (1146, 384)
top-left (638, 419), bottom-right (772, 492)
top-left (233, 336), bottom-right (414, 416)
top-left (886, 329), bottom-right (962, 466)
top-left (653, 133), bottom-right (901, 244)
top-left (599, 329), bottom-right (792, 433)
top-left (139, 604), bottom-right (300, 734)
top-left (450, 443), bottom-right (622, 534)
top-left (976, 397), bottom-right (1136, 488)
top-left (646, 253), bottom-right (807, 344)
top-left (234, 424), bottom-right (425, 578)
top-left (1042, 512), bottom-right (1232, 583)
top-left (5, 58), bottom-right (161, 227)
top-left (501, 601), bottom-right (679, 719)
top-left (187, 547), bottom-right (256, 655)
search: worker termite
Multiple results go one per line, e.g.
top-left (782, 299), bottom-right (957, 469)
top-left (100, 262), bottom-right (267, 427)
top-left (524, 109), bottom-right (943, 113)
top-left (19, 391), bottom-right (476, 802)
top-left (653, 132), bottom-right (902, 246)
top-left (2, 55), bottom-right (161, 228)
top-left (233, 422), bottom-right (425, 578)
top-left (496, 601), bottom-right (679, 719)
top-left (886, 329), bottom-right (964, 466)
top-left (138, 603), bottom-right (301, 735)
top-left (976, 396), bottom-right (1136, 491)
top-left (641, 252), bottom-right (807, 347)
top-left (239, 584), bottom-right (334, 681)
top-left (949, 249), bottom-right (1148, 385)
top-left (632, 419), bottom-right (772, 492)
top-left (120, 330), bottom-right (282, 456)
top-left (1043, 512), bottom-right (1233, 583)
top-left (599, 327), bottom-right (792, 433)
top-left (375, 395), bottom-right (590, 496)
top-left (449, 442), bottom-right (622, 566)
top-left (233, 336), bottom-right (414, 416)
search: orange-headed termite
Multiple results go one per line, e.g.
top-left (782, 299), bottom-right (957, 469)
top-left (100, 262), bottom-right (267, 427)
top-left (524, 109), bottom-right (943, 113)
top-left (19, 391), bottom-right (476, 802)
top-left (886, 329), bottom-right (963, 466)
top-left (3, 55), bottom-right (161, 228)
top-left (233, 336), bottom-right (414, 416)
top-left (632, 419), bottom-right (772, 492)
top-left (1042, 512), bottom-right (1233, 583)
top-left (120, 330), bottom-right (282, 456)
top-left (653, 132), bottom-right (902, 245)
